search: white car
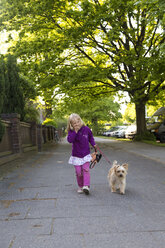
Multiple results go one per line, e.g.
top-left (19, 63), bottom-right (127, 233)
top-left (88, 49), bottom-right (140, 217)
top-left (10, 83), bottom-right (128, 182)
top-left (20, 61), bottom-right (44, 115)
top-left (125, 125), bottom-right (137, 139)
top-left (103, 130), bottom-right (112, 136)
top-left (115, 126), bottom-right (128, 138)
top-left (110, 126), bottom-right (126, 137)
top-left (103, 126), bottom-right (120, 136)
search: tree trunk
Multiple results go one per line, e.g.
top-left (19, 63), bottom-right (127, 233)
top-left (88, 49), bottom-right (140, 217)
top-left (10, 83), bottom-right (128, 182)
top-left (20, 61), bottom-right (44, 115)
top-left (135, 102), bottom-right (147, 136)
top-left (91, 117), bottom-right (98, 135)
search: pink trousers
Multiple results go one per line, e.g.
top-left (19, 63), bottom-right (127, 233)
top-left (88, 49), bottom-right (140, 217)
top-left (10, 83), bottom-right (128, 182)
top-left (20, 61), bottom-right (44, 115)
top-left (74, 162), bottom-right (90, 187)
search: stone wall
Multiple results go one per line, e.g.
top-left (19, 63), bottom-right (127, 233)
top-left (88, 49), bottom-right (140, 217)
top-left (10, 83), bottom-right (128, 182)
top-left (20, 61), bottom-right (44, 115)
top-left (0, 113), bottom-right (57, 166)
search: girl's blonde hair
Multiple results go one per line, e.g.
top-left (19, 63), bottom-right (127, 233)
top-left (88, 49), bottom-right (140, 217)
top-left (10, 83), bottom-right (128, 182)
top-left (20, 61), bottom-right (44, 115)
top-left (67, 113), bottom-right (85, 132)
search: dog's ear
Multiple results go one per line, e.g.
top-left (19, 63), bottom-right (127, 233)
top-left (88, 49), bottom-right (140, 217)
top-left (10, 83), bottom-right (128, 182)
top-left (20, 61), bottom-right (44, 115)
top-left (122, 163), bottom-right (128, 171)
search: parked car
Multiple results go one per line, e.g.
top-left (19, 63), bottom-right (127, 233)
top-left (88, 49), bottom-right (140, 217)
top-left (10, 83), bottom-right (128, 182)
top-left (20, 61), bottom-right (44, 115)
top-left (147, 107), bottom-right (165, 143)
top-left (125, 125), bottom-right (137, 139)
top-left (110, 126), bottom-right (126, 137)
top-left (115, 126), bottom-right (128, 138)
top-left (103, 126), bottom-right (120, 137)
top-left (103, 130), bottom-right (112, 136)
top-left (125, 107), bottom-right (165, 142)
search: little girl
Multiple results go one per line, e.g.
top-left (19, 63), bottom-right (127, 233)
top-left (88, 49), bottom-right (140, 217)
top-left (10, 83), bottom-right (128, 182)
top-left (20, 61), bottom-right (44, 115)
top-left (67, 113), bottom-right (97, 195)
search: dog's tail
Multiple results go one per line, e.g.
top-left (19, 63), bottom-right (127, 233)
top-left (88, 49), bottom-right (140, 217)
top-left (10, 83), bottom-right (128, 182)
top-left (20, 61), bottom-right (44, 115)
top-left (112, 160), bottom-right (118, 168)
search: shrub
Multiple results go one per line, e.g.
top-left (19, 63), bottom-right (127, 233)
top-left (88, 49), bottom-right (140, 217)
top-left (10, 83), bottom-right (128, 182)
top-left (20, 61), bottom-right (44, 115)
top-left (134, 131), bottom-right (156, 142)
top-left (43, 118), bottom-right (57, 127)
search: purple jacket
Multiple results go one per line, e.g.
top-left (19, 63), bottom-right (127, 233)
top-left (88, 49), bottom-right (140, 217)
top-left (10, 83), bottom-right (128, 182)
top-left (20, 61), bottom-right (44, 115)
top-left (67, 126), bottom-right (96, 158)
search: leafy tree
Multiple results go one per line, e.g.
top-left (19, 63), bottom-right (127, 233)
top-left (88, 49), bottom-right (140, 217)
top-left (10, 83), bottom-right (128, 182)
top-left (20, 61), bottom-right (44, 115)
top-left (19, 75), bottom-right (41, 122)
top-left (19, 75), bottom-right (37, 101)
top-left (123, 103), bottom-right (136, 124)
top-left (0, 53), bottom-right (39, 123)
top-left (23, 101), bottom-right (41, 123)
top-left (52, 95), bottom-right (121, 134)
top-left (1, 0), bottom-right (165, 138)
top-left (1, 54), bottom-right (25, 119)
top-left (0, 56), bottom-right (5, 113)
top-left (0, 55), bottom-right (38, 121)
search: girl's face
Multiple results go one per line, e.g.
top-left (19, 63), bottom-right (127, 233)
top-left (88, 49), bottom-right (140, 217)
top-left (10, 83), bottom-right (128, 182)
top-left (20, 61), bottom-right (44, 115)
top-left (71, 118), bottom-right (81, 130)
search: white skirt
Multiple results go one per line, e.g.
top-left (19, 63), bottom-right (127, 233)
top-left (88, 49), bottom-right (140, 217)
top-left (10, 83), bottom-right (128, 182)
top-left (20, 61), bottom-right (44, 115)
top-left (68, 154), bottom-right (92, 166)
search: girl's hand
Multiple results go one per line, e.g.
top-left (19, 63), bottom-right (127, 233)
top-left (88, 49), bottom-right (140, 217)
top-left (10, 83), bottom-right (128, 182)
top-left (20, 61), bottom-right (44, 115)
top-left (70, 124), bottom-right (74, 131)
top-left (71, 119), bottom-right (81, 133)
top-left (74, 127), bottom-right (80, 133)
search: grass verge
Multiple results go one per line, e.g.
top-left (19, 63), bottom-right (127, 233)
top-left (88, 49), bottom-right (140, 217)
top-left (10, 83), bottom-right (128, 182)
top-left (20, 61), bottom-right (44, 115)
top-left (97, 136), bottom-right (165, 147)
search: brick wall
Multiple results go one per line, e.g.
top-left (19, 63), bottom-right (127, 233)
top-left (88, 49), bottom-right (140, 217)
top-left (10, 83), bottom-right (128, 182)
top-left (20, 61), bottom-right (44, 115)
top-left (0, 113), bottom-right (57, 166)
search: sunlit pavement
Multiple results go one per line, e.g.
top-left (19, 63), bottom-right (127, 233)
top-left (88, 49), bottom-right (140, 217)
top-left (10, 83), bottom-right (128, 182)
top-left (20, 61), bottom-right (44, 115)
top-left (0, 138), bottom-right (165, 248)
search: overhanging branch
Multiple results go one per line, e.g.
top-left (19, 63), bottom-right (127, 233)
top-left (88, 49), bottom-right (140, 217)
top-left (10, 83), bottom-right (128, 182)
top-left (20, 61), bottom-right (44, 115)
top-left (75, 45), bottom-right (96, 65)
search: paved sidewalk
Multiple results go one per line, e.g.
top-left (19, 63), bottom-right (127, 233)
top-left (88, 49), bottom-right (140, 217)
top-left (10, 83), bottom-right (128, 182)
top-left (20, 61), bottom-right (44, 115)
top-left (0, 138), bottom-right (165, 248)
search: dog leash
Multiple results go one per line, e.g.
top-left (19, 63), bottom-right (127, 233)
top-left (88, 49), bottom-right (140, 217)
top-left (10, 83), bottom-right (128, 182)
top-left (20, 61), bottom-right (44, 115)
top-left (90, 152), bottom-right (102, 169)
top-left (96, 144), bottom-right (112, 166)
top-left (90, 144), bottom-right (112, 169)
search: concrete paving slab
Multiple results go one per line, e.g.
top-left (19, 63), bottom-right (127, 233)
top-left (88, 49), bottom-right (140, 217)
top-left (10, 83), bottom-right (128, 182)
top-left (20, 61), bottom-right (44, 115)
top-left (1, 217), bottom-right (53, 234)
top-left (83, 232), bottom-right (162, 248)
top-left (12, 234), bottom-right (85, 248)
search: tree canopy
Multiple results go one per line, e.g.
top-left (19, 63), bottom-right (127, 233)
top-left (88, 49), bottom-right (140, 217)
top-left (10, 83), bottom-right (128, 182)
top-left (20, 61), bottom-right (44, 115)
top-left (0, 54), bottom-right (25, 118)
top-left (0, 56), bottom-right (5, 113)
top-left (0, 54), bottom-right (38, 121)
top-left (1, 0), bottom-right (165, 136)
top-left (52, 94), bottom-right (122, 134)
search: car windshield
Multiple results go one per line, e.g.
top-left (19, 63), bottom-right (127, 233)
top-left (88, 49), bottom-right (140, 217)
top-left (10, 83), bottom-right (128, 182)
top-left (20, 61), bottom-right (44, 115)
top-left (108, 127), bottom-right (119, 132)
top-left (119, 126), bottom-right (128, 130)
top-left (147, 107), bottom-right (165, 124)
top-left (147, 115), bottom-right (165, 124)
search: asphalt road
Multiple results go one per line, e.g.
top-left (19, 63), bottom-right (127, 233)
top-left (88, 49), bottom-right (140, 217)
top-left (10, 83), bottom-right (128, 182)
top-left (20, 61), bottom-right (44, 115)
top-left (0, 137), bottom-right (165, 248)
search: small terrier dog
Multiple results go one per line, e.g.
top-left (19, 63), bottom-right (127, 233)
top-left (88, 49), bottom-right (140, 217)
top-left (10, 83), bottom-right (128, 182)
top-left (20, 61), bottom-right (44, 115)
top-left (107, 160), bottom-right (128, 195)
